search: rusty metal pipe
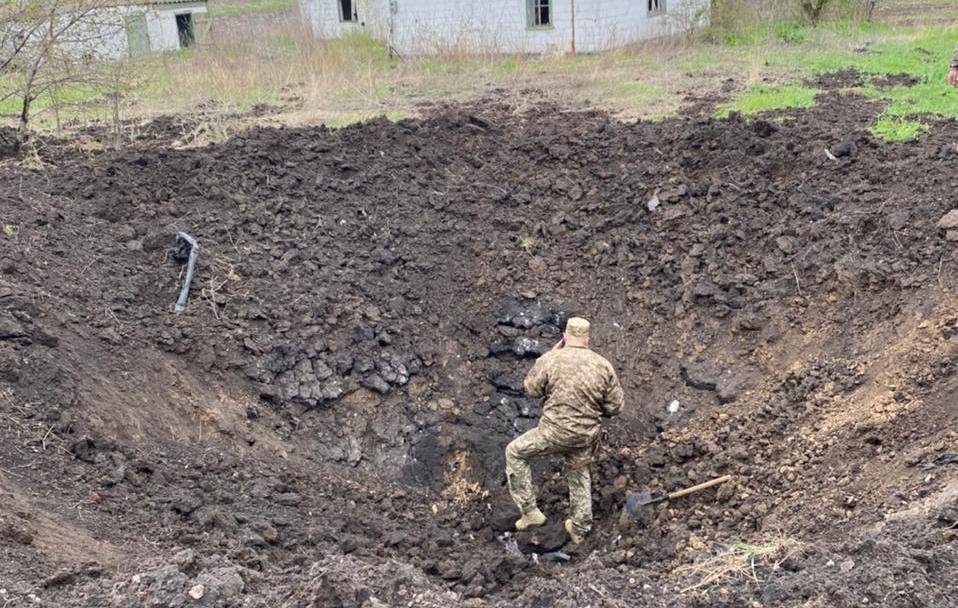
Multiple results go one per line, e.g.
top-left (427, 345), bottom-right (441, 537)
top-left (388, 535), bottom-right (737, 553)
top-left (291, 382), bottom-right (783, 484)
top-left (570, 0), bottom-right (576, 55)
top-left (174, 231), bottom-right (199, 314)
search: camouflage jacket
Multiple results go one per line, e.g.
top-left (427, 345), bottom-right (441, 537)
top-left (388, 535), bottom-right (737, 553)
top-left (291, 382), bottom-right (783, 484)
top-left (523, 345), bottom-right (625, 448)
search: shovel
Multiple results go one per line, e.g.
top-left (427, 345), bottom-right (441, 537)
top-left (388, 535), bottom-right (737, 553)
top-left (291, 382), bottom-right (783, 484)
top-left (625, 475), bottom-right (732, 518)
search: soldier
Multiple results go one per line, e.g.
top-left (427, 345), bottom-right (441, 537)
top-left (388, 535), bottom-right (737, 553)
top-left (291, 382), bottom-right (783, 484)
top-left (505, 316), bottom-right (625, 545)
top-left (950, 43), bottom-right (958, 87)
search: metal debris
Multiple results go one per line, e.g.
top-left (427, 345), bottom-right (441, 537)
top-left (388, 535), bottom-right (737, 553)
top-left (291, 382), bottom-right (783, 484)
top-left (174, 232), bottom-right (199, 314)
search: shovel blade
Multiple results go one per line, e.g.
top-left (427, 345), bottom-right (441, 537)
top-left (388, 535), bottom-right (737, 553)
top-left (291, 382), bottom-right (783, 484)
top-left (625, 490), bottom-right (666, 517)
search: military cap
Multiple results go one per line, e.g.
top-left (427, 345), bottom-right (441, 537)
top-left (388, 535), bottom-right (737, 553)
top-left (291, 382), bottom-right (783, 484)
top-left (565, 317), bottom-right (590, 337)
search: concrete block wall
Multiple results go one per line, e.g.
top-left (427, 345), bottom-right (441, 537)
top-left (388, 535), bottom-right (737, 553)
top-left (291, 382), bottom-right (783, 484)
top-left (390, 0), bottom-right (573, 55)
top-left (300, 0), bottom-right (708, 55)
top-left (301, 0), bottom-right (390, 41)
top-left (79, 7), bottom-right (134, 60)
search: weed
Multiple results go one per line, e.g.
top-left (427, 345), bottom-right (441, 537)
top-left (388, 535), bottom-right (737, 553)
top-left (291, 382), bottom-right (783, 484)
top-left (775, 22), bottom-right (807, 44)
top-left (717, 84), bottom-right (820, 117)
top-left (3, 224), bottom-right (20, 238)
top-left (863, 82), bottom-right (958, 121)
top-left (322, 110), bottom-right (408, 129)
top-left (676, 537), bottom-right (801, 593)
top-left (517, 235), bottom-right (538, 256)
top-left (870, 115), bottom-right (929, 141)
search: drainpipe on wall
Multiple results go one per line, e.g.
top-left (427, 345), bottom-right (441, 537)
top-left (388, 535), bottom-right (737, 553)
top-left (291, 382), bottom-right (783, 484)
top-left (569, 0), bottom-right (576, 55)
top-left (387, 0), bottom-right (399, 59)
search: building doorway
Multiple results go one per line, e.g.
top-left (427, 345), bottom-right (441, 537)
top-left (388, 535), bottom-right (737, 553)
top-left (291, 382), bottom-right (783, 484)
top-left (176, 13), bottom-right (195, 48)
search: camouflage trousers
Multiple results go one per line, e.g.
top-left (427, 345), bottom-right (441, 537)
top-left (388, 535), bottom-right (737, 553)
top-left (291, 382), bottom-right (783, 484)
top-left (505, 427), bottom-right (593, 536)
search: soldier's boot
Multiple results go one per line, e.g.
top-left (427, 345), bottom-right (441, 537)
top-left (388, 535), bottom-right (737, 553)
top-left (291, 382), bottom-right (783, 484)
top-left (515, 508), bottom-right (546, 530)
top-left (564, 518), bottom-right (585, 545)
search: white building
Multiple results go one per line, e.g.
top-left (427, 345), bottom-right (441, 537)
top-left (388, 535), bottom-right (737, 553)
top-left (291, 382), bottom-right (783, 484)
top-left (123, 0), bottom-right (210, 55)
top-left (90, 0), bottom-right (209, 58)
top-left (298, 0), bottom-right (709, 55)
top-left (124, 0), bottom-right (207, 57)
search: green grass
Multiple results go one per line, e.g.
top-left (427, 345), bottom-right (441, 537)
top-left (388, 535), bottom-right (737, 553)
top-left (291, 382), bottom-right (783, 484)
top-left (208, 0), bottom-right (294, 17)
top-left (870, 116), bottom-right (929, 141)
top-left (717, 84), bottom-right (820, 117)
top-left (0, 81), bottom-right (105, 116)
top-left (323, 110), bottom-right (409, 128)
top-left (874, 82), bottom-right (958, 119)
top-left (714, 24), bottom-right (958, 140)
top-left (774, 21), bottom-right (807, 44)
top-left (863, 80), bottom-right (958, 140)
top-left (610, 81), bottom-right (666, 102)
top-left (0, 79), bottom-right (111, 133)
top-left (3, 13), bottom-right (957, 140)
top-left (764, 27), bottom-right (957, 80)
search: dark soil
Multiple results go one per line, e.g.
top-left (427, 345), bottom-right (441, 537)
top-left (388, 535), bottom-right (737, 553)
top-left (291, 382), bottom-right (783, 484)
top-left (1, 90), bottom-right (957, 607)
top-left (870, 72), bottom-right (923, 89)
top-left (808, 67), bottom-right (923, 92)
top-left (809, 67), bottom-right (866, 89)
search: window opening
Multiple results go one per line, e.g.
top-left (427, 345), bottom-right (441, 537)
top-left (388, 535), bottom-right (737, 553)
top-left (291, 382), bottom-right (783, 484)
top-left (529, 0), bottom-right (551, 27)
top-left (175, 13), bottom-right (195, 48)
top-left (340, 0), bottom-right (357, 22)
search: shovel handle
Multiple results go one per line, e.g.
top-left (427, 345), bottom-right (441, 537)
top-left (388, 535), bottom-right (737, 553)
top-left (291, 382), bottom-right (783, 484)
top-left (667, 475), bottom-right (732, 501)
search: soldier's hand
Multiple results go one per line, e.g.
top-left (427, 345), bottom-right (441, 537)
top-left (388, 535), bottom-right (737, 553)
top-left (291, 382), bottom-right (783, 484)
top-left (950, 68), bottom-right (958, 87)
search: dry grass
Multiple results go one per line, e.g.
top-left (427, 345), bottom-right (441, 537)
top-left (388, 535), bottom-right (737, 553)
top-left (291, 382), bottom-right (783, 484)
top-left (517, 235), bottom-right (538, 256)
top-left (433, 449), bottom-right (489, 512)
top-left (125, 14), bottom-right (715, 126)
top-left (4, 4), bottom-right (956, 140)
top-left (675, 537), bottom-right (802, 593)
top-left (128, 12), bottom-right (957, 130)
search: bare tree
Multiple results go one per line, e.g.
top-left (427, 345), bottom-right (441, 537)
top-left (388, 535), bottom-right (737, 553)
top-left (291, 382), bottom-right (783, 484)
top-left (799, 0), bottom-right (830, 23)
top-left (1, 0), bottom-right (126, 153)
top-left (667, 0), bottom-right (712, 39)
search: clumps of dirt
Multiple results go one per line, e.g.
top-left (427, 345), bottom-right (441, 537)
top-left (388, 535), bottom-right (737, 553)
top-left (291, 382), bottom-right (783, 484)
top-left (1, 90), bottom-right (957, 606)
top-left (109, 552), bottom-right (247, 608)
top-left (809, 68), bottom-right (865, 89)
top-left (871, 72), bottom-right (922, 88)
top-left (0, 126), bottom-right (17, 158)
top-left (810, 68), bottom-right (923, 92)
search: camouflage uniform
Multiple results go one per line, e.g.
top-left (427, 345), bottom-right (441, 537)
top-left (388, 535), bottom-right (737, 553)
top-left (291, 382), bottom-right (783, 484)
top-left (505, 343), bottom-right (624, 536)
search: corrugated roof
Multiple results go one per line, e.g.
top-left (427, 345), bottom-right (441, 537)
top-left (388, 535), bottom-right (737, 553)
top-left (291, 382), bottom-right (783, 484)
top-left (131, 0), bottom-right (208, 5)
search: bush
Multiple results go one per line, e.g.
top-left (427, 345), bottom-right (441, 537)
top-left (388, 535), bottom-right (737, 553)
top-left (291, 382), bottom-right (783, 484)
top-left (799, 0), bottom-right (830, 24)
top-left (707, 0), bottom-right (878, 44)
top-left (775, 21), bottom-right (806, 43)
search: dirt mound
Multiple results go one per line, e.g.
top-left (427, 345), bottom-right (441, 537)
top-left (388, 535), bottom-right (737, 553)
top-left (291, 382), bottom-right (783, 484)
top-left (809, 68), bottom-right (923, 91)
top-left (0, 126), bottom-right (18, 158)
top-left (1, 91), bottom-right (957, 606)
top-left (809, 67), bottom-right (865, 89)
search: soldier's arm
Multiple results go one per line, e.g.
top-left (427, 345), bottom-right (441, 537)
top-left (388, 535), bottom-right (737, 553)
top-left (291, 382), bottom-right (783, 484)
top-left (523, 354), bottom-right (551, 398)
top-left (599, 366), bottom-right (625, 417)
